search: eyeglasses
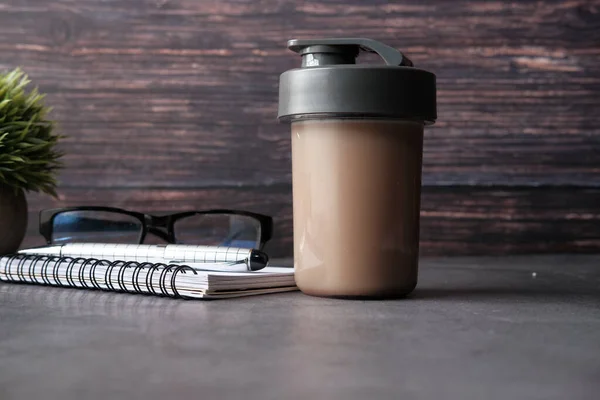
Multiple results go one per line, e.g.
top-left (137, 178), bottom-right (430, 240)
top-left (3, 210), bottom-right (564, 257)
top-left (39, 207), bottom-right (273, 250)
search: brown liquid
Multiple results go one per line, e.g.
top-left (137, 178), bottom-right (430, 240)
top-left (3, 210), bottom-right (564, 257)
top-left (291, 119), bottom-right (424, 298)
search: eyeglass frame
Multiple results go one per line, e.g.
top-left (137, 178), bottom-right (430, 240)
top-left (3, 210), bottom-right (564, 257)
top-left (39, 206), bottom-right (273, 249)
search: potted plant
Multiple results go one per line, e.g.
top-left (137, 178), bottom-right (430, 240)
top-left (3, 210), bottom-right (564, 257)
top-left (0, 68), bottom-right (62, 254)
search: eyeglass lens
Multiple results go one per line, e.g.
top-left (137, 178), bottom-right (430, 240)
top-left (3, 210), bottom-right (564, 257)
top-left (173, 214), bottom-right (261, 248)
top-left (52, 211), bottom-right (142, 244)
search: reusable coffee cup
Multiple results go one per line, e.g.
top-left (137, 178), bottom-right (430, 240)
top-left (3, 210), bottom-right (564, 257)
top-left (278, 38), bottom-right (437, 298)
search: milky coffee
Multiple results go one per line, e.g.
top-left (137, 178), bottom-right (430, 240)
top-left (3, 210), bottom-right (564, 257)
top-left (291, 119), bottom-right (424, 297)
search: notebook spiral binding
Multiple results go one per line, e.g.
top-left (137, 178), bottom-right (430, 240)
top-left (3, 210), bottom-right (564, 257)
top-left (1, 254), bottom-right (198, 299)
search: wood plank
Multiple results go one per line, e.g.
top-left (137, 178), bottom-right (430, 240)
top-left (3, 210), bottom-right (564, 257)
top-left (21, 186), bottom-right (600, 257)
top-left (0, 0), bottom-right (598, 186)
top-left (419, 186), bottom-right (600, 255)
top-left (39, 121), bottom-right (600, 188)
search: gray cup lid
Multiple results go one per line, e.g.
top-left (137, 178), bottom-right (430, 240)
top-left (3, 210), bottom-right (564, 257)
top-left (278, 38), bottom-right (437, 123)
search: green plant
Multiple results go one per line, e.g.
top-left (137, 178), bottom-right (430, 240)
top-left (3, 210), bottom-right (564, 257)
top-left (0, 68), bottom-right (62, 197)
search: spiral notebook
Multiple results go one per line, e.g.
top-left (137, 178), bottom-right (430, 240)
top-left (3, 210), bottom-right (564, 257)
top-left (0, 254), bottom-right (297, 299)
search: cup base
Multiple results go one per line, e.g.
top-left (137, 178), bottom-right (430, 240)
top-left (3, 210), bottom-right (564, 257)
top-left (297, 280), bottom-right (417, 300)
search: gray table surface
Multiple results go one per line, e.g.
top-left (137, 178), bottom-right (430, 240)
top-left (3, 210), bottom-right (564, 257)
top-left (1, 255), bottom-right (599, 400)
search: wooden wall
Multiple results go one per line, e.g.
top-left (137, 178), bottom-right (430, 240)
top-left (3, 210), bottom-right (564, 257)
top-left (2, 0), bottom-right (599, 257)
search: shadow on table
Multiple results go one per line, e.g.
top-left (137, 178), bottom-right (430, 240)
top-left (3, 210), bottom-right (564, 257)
top-left (0, 283), bottom-right (194, 319)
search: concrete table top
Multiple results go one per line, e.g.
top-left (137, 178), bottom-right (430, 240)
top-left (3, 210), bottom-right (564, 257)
top-left (1, 255), bottom-right (599, 400)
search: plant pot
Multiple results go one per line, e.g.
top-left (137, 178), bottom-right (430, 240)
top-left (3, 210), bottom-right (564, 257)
top-left (0, 184), bottom-right (28, 255)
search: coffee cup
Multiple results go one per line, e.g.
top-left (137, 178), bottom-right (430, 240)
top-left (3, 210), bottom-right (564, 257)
top-left (278, 38), bottom-right (437, 298)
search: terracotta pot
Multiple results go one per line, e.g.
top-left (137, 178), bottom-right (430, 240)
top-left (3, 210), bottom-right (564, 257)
top-left (0, 184), bottom-right (28, 255)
